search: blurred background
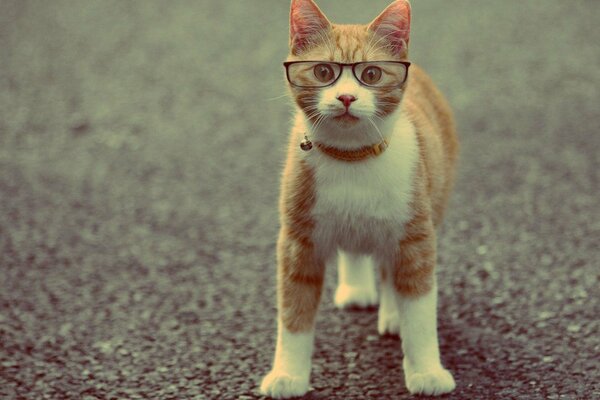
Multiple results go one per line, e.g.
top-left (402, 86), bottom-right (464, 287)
top-left (0, 1), bottom-right (598, 398)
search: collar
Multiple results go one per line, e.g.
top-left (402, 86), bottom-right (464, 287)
top-left (315, 139), bottom-right (389, 162)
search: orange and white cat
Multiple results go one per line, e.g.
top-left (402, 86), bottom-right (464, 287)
top-left (261, 0), bottom-right (458, 397)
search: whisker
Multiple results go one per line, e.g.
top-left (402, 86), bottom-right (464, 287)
top-left (367, 117), bottom-right (387, 145)
top-left (265, 93), bottom-right (290, 102)
top-left (365, 23), bottom-right (385, 55)
top-left (315, 30), bottom-right (335, 56)
top-left (305, 111), bottom-right (321, 121)
top-left (367, 28), bottom-right (398, 52)
top-left (372, 114), bottom-right (386, 123)
top-left (366, 30), bottom-right (399, 57)
top-left (311, 113), bottom-right (328, 136)
top-left (366, 42), bottom-right (395, 58)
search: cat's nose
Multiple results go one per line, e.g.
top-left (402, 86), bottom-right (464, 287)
top-left (337, 94), bottom-right (357, 108)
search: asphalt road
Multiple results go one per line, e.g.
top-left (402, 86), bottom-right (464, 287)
top-left (0, 1), bottom-right (599, 399)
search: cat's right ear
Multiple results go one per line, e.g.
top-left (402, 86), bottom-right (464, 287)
top-left (289, 0), bottom-right (331, 55)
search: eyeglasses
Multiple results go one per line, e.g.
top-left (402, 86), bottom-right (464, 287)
top-left (283, 61), bottom-right (411, 89)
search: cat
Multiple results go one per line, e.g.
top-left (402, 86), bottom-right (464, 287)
top-left (260, 0), bottom-right (458, 397)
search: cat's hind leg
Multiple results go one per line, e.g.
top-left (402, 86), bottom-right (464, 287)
top-left (334, 251), bottom-right (378, 309)
top-left (377, 268), bottom-right (400, 335)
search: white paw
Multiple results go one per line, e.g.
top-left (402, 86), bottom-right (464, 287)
top-left (377, 309), bottom-right (400, 336)
top-left (405, 367), bottom-right (456, 396)
top-left (260, 370), bottom-right (309, 399)
top-left (334, 284), bottom-right (378, 309)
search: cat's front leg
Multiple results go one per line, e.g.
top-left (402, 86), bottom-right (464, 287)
top-left (392, 219), bottom-right (455, 396)
top-left (260, 229), bottom-right (325, 399)
top-left (397, 281), bottom-right (455, 396)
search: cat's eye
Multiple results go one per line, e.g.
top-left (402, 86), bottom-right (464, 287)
top-left (313, 64), bottom-right (335, 83)
top-left (361, 66), bottom-right (382, 85)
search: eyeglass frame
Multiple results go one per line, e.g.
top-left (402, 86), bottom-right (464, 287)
top-left (283, 60), bottom-right (411, 89)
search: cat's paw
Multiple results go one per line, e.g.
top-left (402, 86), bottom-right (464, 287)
top-left (377, 309), bottom-right (400, 336)
top-left (260, 370), bottom-right (309, 399)
top-left (334, 284), bottom-right (378, 309)
top-left (404, 367), bottom-right (456, 396)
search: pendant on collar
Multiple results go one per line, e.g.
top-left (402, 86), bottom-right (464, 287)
top-left (300, 135), bottom-right (313, 151)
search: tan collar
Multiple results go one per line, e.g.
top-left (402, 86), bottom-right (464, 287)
top-left (316, 139), bottom-right (389, 162)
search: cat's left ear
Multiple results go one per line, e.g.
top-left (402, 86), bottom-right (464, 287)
top-left (289, 0), bottom-right (331, 55)
top-left (368, 0), bottom-right (411, 57)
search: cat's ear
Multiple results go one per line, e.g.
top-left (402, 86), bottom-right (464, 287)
top-left (368, 0), bottom-right (411, 57)
top-left (289, 0), bottom-right (331, 55)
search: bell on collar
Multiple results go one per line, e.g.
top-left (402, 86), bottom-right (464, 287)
top-left (300, 135), bottom-right (313, 151)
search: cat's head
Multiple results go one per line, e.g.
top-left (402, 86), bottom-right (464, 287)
top-left (285, 0), bottom-right (411, 137)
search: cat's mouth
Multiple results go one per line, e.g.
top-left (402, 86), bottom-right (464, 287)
top-left (333, 111), bottom-right (360, 123)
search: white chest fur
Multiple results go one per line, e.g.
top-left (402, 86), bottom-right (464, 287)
top-left (300, 113), bottom-right (419, 260)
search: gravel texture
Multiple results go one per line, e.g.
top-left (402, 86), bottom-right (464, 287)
top-left (0, 1), bottom-right (599, 399)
